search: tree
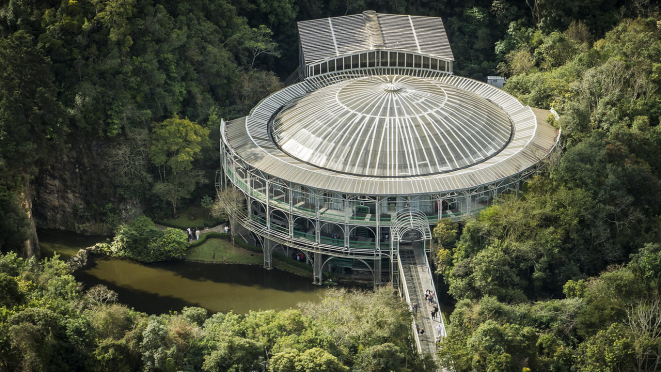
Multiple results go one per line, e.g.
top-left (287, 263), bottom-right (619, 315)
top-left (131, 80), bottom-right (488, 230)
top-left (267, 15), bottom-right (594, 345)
top-left (575, 323), bottom-right (635, 372)
top-left (0, 30), bottom-right (64, 183)
top-left (0, 272), bottom-right (23, 307)
top-left (110, 216), bottom-right (163, 259)
top-left (228, 71), bottom-right (283, 117)
top-left (104, 129), bottom-right (153, 201)
top-left (202, 336), bottom-right (263, 372)
top-left (566, 20), bottom-right (592, 45)
top-left (150, 115), bottom-right (210, 217)
top-left (140, 316), bottom-right (174, 371)
top-left (0, 30), bottom-right (65, 258)
top-left (501, 48), bottom-right (536, 76)
top-left (244, 25), bottom-right (280, 69)
top-left (6, 308), bottom-right (64, 371)
top-left (269, 347), bottom-right (348, 372)
top-left (629, 244), bottom-right (661, 287)
top-left (299, 288), bottom-right (413, 365)
top-left (153, 177), bottom-right (205, 219)
top-left (270, 349), bottom-right (300, 372)
top-left (431, 218), bottom-right (458, 276)
top-left (534, 32), bottom-right (581, 70)
top-left (0, 186), bottom-right (29, 253)
top-left (85, 285), bottom-right (119, 306)
top-left (433, 218), bottom-right (458, 247)
top-left (469, 320), bottom-right (539, 372)
top-left (625, 298), bottom-right (661, 371)
top-left (295, 348), bottom-right (348, 372)
top-left (148, 228), bottom-right (188, 262)
top-left (354, 343), bottom-right (405, 372)
top-left (109, 216), bottom-right (187, 262)
top-left (91, 0), bottom-right (136, 50)
top-left (211, 188), bottom-right (245, 246)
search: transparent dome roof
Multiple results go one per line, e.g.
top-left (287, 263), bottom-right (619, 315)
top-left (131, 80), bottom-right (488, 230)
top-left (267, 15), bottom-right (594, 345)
top-left (271, 75), bottom-right (512, 177)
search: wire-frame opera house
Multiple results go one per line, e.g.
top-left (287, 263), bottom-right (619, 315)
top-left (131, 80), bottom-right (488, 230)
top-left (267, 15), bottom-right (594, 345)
top-left (219, 11), bottom-right (560, 287)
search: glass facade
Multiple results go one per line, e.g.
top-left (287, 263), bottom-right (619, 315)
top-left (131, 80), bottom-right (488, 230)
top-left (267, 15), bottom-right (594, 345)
top-left (306, 50), bottom-right (452, 78)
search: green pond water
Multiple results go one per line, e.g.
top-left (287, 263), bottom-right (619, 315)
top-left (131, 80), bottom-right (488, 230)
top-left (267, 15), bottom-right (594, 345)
top-left (39, 229), bottom-right (329, 315)
top-left (39, 228), bottom-right (110, 260)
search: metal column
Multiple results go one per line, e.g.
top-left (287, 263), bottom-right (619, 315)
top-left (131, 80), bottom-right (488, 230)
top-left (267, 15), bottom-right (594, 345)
top-left (266, 179), bottom-right (271, 228)
top-left (315, 190), bottom-right (321, 245)
top-left (247, 171), bottom-right (252, 218)
top-left (289, 186), bottom-right (294, 238)
top-left (313, 252), bottom-right (323, 285)
top-left (264, 239), bottom-right (272, 270)
top-left (345, 197), bottom-right (349, 249)
top-left (390, 235), bottom-right (399, 288)
top-left (374, 257), bottom-right (382, 286)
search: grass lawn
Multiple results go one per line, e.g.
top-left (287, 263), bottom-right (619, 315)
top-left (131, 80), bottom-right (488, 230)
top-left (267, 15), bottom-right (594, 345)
top-left (185, 238), bottom-right (313, 277)
top-left (157, 205), bottom-right (223, 229)
top-left (186, 238), bottom-right (262, 265)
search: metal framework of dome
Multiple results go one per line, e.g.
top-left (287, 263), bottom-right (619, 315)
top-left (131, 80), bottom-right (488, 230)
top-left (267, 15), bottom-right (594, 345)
top-left (272, 74), bottom-right (512, 177)
top-left (217, 11), bottom-right (560, 359)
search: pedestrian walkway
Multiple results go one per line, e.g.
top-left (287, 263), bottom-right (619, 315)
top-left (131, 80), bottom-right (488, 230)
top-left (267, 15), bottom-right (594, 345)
top-left (155, 222), bottom-right (227, 233)
top-left (399, 246), bottom-right (447, 360)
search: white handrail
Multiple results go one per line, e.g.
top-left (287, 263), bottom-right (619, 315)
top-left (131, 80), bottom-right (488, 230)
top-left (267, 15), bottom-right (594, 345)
top-left (423, 250), bottom-right (447, 338)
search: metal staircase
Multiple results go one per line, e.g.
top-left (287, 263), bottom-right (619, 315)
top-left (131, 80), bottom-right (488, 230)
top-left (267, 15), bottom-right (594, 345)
top-left (400, 248), bottom-right (436, 356)
top-left (399, 246), bottom-right (446, 359)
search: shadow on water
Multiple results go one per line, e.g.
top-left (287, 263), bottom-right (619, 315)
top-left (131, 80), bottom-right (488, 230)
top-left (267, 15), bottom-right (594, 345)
top-left (75, 259), bottom-right (199, 314)
top-left (39, 229), bottom-right (329, 315)
top-left (39, 228), bottom-right (110, 260)
top-left (74, 257), bottom-right (328, 315)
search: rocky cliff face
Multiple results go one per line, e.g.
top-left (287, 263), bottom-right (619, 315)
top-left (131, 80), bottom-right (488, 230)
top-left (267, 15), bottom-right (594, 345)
top-left (32, 139), bottom-right (142, 235)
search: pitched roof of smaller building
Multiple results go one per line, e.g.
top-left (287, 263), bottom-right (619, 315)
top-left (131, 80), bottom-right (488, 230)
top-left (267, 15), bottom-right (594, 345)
top-left (297, 11), bottom-right (454, 66)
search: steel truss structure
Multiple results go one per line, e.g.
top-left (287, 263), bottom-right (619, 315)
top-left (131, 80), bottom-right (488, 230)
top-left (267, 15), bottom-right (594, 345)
top-left (218, 12), bottom-right (561, 286)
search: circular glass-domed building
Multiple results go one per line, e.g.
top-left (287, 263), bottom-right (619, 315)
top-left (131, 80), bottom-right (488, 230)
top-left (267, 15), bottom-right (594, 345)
top-left (219, 11), bottom-right (559, 287)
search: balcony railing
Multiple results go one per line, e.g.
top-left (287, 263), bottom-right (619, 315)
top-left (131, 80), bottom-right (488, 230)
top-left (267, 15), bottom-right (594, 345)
top-left (228, 171), bottom-right (479, 226)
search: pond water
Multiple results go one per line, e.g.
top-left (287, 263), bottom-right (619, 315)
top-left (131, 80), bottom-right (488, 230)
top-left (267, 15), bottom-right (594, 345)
top-left (39, 228), bottom-right (110, 260)
top-left (39, 229), bottom-right (329, 314)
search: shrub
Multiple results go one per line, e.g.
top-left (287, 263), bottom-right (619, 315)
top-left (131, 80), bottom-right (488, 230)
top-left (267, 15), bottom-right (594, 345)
top-left (110, 216), bottom-right (188, 262)
top-left (148, 228), bottom-right (188, 262)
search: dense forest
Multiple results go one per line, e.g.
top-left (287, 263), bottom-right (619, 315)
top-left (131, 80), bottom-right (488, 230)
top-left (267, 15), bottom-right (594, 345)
top-left (433, 13), bottom-right (661, 371)
top-left (1, 0), bottom-right (661, 370)
top-left (0, 252), bottom-right (430, 371)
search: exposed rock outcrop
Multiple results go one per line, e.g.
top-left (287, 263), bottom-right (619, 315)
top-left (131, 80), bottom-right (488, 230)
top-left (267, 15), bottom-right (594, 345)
top-left (67, 243), bottom-right (105, 271)
top-left (32, 139), bottom-right (143, 235)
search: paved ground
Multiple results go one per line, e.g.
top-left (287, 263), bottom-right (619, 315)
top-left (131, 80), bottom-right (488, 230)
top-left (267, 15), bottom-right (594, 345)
top-left (155, 223), bottom-right (227, 233)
